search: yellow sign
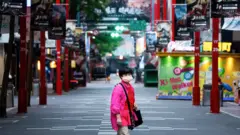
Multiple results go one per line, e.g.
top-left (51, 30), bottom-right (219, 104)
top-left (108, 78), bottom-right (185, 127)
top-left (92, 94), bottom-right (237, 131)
top-left (203, 42), bottom-right (231, 52)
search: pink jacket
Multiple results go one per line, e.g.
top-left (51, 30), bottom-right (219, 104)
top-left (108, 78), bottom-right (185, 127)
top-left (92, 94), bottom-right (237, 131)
top-left (110, 82), bottom-right (137, 131)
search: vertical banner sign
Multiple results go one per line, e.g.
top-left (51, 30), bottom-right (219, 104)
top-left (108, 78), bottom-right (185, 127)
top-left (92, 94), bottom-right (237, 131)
top-left (62, 27), bottom-right (75, 47)
top-left (156, 21), bottom-right (171, 50)
top-left (146, 32), bottom-right (157, 52)
top-left (31, 0), bottom-right (52, 30)
top-left (212, 0), bottom-right (240, 18)
top-left (174, 4), bottom-right (191, 40)
top-left (187, 0), bottom-right (210, 31)
top-left (48, 4), bottom-right (66, 39)
top-left (0, 0), bottom-right (26, 15)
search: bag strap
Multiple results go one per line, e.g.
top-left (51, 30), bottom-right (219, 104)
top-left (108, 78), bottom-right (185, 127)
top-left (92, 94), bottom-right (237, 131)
top-left (119, 83), bottom-right (134, 126)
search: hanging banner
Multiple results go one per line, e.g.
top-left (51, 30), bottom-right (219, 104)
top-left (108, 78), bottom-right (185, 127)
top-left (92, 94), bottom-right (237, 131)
top-left (62, 22), bottom-right (75, 47)
top-left (222, 17), bottom-right (240, 31)
top-left (0, 0), bottom-right (26, 15)
top-left (211, 0), bottom-right (240, 18)
top-left (174, 4), bottom-right (191, 40)
top-left (187, 0), bottom-right (210, 31)
top-left (0, 15), bottom-right (19, 34)
top-left (146, 32), bottom-right (157, 52)
top-left (31, 0), bottom-right (52, 30)
top-left (48, 4), bottom-right (66, 39)
top-left (156, 21), bottom-right (171, 49)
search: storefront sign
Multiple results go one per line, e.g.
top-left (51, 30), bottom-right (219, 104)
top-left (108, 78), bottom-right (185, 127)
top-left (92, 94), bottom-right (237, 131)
top-left (146, 32), bottom-right (157, 52)
top-left (174, 4), bottom-right (191, 40)
top-left (156, 21), bottom-right (171, 49)
top-left (187, 0), bottom-right (210, 31)
top-left (167, 40), bottom-right (193, 52)
top-left (31, 0), bottom-right (52, 30)
top-left (203, 42), bottom-right (232, 52)
top-left (211, 0), bottom-right (240, 18)
top-left (48, 4), bottom-right (66, 39)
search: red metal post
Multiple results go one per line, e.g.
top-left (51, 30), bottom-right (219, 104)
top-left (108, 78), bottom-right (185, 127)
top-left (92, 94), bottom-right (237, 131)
top-left (171, 0), bottom-right (176, 41)
top-left (39, 31), bottom-right (47, 105)
top-left (211, 18), bottom-right (220, 113)
top-left (64, 0), bottom-right (69, 92)
top-left (193, 31), bottom-right (200, 106)
top-left (154, 0), bottom-right (160, 22)
top-left (18, 16), bottom-right (27, 113)
top-left (163, 0), bottom-right (167, 20)
top-left (56, 0), bottom-right (62, 95)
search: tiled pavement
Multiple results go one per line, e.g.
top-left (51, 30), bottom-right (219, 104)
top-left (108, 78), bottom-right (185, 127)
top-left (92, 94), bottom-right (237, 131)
top-left (1, 78), bottom-right (240, 135)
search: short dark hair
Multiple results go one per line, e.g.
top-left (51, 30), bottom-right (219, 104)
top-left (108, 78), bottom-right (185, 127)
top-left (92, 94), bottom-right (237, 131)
top-left (119, 67), bottom-right (133, 78)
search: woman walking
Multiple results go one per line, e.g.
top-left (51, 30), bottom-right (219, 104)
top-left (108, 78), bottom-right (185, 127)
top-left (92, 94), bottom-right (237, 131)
top-left (110, 68), bottom-right (138, 135)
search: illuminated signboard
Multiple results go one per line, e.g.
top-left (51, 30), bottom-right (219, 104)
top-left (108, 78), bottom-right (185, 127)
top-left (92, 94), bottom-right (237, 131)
top-left (203, 42), bottom-right (232, 52)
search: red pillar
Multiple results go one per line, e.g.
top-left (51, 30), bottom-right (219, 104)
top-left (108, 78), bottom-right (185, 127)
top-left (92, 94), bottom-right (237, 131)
top-left (39, 31), bottom-right (47, 105)
top-left (18, 16), bottom-right (27, 113)
top-left (171, 0), bottom-right (176, 41)
top-left (64, 0), bottom-right (69, 92)
top-left (211, 18), bottom-right (220, 113)
top-left (56, 0), bottom-right (62, 95)
top-left (163, 0), bottom-right (167, 20)
top-left (154, 0), bottom-right (160, 22)
top-left (193, 31), bottom-right (200, 106)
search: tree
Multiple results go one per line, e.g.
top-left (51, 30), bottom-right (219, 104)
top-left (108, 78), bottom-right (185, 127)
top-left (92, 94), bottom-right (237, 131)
top-left (69, 0), bottom-right (110, 21)
top-left (93, 33), bottom-right (122, 56)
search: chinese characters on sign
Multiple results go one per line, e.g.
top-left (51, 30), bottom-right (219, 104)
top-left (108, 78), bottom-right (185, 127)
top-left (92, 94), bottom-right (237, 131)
top-left (105, 6), bottom-right (143, 15)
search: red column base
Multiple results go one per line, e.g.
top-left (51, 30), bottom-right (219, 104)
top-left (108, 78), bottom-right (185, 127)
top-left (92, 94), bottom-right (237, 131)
top-left (18, 88), bottom-right (27, 114)
top-left (39, 86), bottom-right (47, 105)
top-left (56, 80), bottom-right (62, 95)
top-left (192, 86), bottom-right (200, 106)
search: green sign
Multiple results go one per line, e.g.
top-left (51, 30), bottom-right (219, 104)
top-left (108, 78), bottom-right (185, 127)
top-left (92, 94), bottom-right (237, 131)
top-left (129, 20), bottom-right (146, 31)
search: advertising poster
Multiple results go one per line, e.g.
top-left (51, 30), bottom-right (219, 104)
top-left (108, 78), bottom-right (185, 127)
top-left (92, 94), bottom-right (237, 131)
top-left (222, 17), bottom-right (240, 31)
top-left (31, 0), bottom-right (52, 30)
top-left (146, 32), bottom-right (157, 52)
top-left (0, 0), bottom-right (26, 15)
top-left (158, 56), bottom-right (240, 102)
top-left (0, 15), bottom-right (19, 34)
top-left (48, 4), bottom-right (66, 39)
top-left (174, 4), bottom-right (191, 40)
top-left (156, 21), bottom-right (171, 50)
top-left (211, 0), bottom-right (240, 18)
top-left (187, 0), bottom-right (210, 31)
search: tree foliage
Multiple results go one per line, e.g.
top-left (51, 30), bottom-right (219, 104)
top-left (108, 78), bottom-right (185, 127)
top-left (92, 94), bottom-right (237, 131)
top-left (93, 33), bottom-right (122, 56)
top-left (69, 0), bottom-right (110, 21)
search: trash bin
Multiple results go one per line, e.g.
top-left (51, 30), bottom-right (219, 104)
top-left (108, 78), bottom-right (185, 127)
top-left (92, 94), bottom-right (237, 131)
top-left (144, 64), bottom-right (158, 87)
top-left (33, 82), bottom-right (39, 96)
top-left (202, 84), bottom-right (223, 107)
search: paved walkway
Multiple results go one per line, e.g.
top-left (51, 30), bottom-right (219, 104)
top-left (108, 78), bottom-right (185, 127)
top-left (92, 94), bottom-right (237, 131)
top-left (1, 79), bottom-right (240, 135)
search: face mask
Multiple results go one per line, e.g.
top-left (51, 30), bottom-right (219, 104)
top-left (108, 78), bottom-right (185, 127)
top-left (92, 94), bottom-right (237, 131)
top-left (122, 75), bottom-right (133, 83)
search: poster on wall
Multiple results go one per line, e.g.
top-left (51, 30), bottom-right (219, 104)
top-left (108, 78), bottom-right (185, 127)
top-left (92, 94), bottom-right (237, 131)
top-left (31, 0), bottom-right (52, 30)
top-left (156, 21), bottom-right (171, 50)
top-left (211, 0), bottom-right (240, 18)
top-left (0, 0), bottom-right (26, 15)
top-left (174, 4), bottom-right (191, 40)
top-left (48, 4), bottom-right (66, 39)
top-left (187, 0), bottom-right (210, 31)
top-left (158, 56), bottom-right (239, 102)
top-left (146, 32), bottom-right (157, 52)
